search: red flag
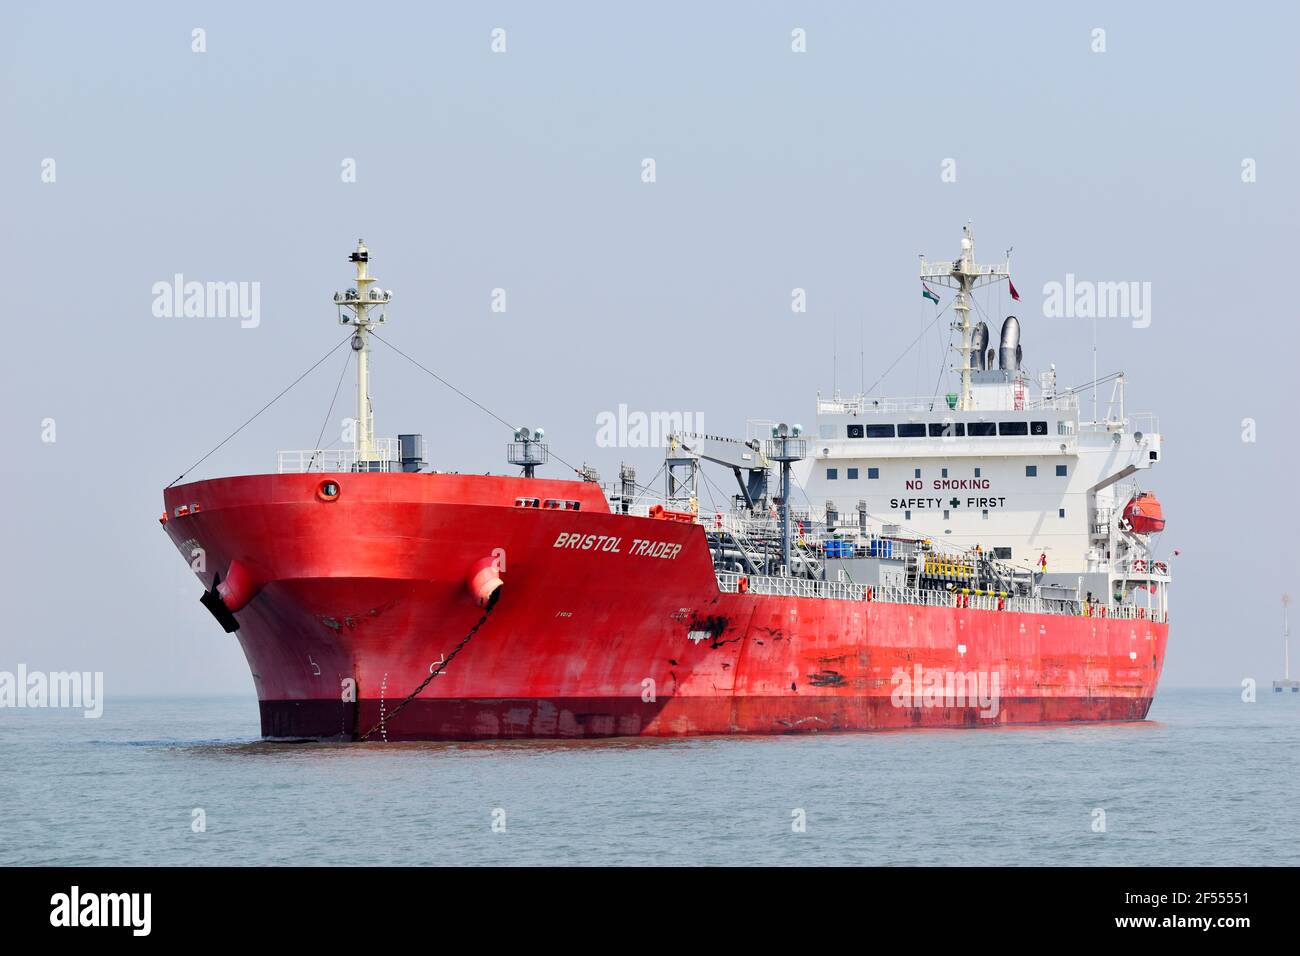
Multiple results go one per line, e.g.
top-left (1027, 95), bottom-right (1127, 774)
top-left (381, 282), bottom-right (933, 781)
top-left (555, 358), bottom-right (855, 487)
top-left (1008, 278), bottom-right (1021, 301)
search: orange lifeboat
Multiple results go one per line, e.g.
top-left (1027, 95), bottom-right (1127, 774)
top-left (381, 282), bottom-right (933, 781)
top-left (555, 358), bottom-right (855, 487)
top-left (1123, 492), bottom-right (1166, 534)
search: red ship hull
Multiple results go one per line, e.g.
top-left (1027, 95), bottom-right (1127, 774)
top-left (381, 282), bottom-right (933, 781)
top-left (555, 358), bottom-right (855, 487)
top-left (162, 473), bottom-right (1168, 740)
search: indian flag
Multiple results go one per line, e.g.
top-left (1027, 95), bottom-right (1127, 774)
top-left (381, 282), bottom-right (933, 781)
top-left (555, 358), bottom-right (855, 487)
top-left (922, 282), bottom-right (940, 305)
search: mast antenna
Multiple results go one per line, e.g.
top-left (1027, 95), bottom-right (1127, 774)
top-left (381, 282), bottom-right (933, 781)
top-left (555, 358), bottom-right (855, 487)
top-left (832, 321), bottom-right (838, 398)
top-left (919, 224), bottom-right (1011, 411)
top-left (333, 239), bottom-right (393, 470)
top-left (859, 320), bottom-right (864, 398)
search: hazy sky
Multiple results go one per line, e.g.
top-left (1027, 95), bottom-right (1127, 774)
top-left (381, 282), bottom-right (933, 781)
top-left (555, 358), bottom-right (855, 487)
top-left (3, 2), bottom-right (1297, 694)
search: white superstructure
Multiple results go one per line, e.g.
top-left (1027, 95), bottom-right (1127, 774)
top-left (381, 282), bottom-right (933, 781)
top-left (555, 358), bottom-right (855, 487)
top-left (795, 227), bottom-right (1166, 592)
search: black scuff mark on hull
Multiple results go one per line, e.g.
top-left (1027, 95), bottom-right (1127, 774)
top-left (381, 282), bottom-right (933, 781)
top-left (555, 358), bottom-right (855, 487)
top-left (319, 614), bottom-right (360, 632)
top-left (688, 614), bottom-right (741, 649)
top-left (808, 670), bottom-right (845, 687)
top-left (366, 600), bottom-right (399, 619)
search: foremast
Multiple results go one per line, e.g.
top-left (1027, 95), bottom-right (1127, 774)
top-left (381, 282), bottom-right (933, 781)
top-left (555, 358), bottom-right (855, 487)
top-left (919, 224), bottom-right (1011, 411)
top-left (333, 240), bottom-right (393, 469)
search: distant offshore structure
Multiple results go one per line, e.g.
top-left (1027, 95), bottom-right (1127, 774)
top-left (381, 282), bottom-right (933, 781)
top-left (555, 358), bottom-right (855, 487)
top-left (1275, 595), bottom-right (1298, 693)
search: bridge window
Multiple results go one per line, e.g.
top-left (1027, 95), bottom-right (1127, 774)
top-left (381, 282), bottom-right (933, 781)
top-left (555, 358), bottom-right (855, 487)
top-left (866, 424), bottom-right (895, 438)
top-left (999, 421), bottom-right (1029, 436)
top-left (868, 467), bottom-right (880, 479)
top-left (897, 423), bottom-right (926, 438)
top-left (826, 468), bottom-right (838, 480)
top-left (1056, 464), bottom-right (1067, 476)
top-left (969, 422), bottom-right (996, 437)
top-left (847, 468), bottom-right (859, 479)
top-left (1026, 465), bottom-right (1037, 477)
top-left (847, 424), bottom-right (864, 438)
top-left (928, 422), bottom-right (964, 437)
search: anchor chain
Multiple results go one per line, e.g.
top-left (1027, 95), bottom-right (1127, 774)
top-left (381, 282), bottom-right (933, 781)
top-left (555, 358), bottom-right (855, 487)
top-left (356, 598), bottom-right (499, 742)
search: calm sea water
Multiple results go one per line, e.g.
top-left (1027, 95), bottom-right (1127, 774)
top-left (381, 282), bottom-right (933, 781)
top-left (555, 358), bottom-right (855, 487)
top-left (1, 689), bottom-right (1296, 866)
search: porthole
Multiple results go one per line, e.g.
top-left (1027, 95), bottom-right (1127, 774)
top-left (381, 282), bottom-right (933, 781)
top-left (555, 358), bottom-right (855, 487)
top-left (317, 480), bottom-right (341, 502)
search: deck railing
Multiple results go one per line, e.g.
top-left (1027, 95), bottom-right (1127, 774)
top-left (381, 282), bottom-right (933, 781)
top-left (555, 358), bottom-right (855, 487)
top-left (816, 392), bottom-right (1080, 416)
top-left (715, 571), bottom-right (1166, 623)
top-left (277, 437), bottom-right (401, 474)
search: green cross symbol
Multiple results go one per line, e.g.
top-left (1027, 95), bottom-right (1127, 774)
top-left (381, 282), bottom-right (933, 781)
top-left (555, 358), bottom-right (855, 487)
top-left (949, 497), bottom-right (960, 508)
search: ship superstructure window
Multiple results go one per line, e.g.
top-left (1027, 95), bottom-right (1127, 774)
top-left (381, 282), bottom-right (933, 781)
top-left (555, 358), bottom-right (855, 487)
top-left (847, 468), bottom-right (859, 479)
top-left (974, 467), bottom-right (982, 478)
top-left (913, 468), bottom-right (921, 479)
top-left (905, 510), bottom-right (912, 520)
top-left (826, 468), bottom-right (838, 480)
top-left (941, 468), bottom-right (948, 478)
top-left (1056, 464), bottom-right (1067, 476)
top-left (969, 422), bottom-right (996, 436)
top-left (999, 421), bottom-right (1028, 436)
top-left (982, 509), bottom-right (989, 519)
top-left (943, 510), bottom-right (950, 520)
top-left (1059, 508), bottom-right (1066, 518)
top-left (1026, 465), bottom-right (1037, 477)
top-left (866, 424), bottom-right (895, 438)
top-left (898, 423), bottom-right (926, 438)
top-left (1031, 421), bottom-right (1048, 435)
top-left (847, 424), bottom-right (864, 438)
top-left (868, 467), bottom-right (880, 479)
top-left (993, 547), bottom-right (1012, 559)
top-left (928, 422), bottom-right (964, 437)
